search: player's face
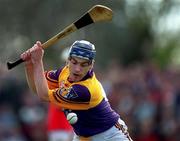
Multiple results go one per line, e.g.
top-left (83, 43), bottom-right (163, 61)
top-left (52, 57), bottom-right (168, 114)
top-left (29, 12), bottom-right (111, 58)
top-left (68, 56), bottom-right (93, 82)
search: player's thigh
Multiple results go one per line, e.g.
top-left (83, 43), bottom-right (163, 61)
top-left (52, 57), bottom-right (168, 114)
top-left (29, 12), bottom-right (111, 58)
top-left (73, 128), bottom-right (131, 141)
top-left (91, 119), bottom-right (132, 141)
top-left (91, 127), bottom-right (130, 141)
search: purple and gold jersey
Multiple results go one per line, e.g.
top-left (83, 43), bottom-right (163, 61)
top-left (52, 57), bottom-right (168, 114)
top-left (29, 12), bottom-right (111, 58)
top-left (45, 66), bottom-right (119, 137)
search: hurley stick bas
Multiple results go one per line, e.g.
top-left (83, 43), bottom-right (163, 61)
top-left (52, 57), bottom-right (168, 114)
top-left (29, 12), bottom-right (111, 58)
top-left (7, 5), bottom-right (113, 70)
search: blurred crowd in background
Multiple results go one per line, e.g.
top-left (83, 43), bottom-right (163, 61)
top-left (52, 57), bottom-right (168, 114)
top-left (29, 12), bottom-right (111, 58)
top-left (0, 61), bottom-right (179, 141)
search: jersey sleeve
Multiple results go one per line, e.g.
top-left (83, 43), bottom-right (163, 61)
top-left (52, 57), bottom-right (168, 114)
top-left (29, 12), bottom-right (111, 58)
top-left (48, 84), bottom-right (91, 110)
top-left (45, 68), bottom-right (62, 89)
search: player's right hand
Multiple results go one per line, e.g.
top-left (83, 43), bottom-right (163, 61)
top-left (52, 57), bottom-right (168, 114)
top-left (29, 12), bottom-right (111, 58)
top-left (20, 41), bottom-right (44, 65)
top-left (30, 41), bottom-right (44, 64)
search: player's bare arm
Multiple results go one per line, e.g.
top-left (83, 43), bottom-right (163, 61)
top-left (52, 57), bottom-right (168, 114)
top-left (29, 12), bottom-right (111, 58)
top-left (21, 41), bottom-right (49, 101)
top-left (21, 45), bottom-right (37, 92)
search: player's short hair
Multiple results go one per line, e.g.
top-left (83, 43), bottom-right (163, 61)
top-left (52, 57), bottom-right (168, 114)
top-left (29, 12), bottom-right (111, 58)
top-left (68, 40), bottom-right (96, 61)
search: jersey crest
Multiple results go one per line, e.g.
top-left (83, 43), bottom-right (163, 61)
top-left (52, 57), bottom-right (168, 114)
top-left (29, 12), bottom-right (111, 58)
top-left (58, 80), bottom-right (78, 99)
top-left (64, 88), bottom-right (78, 99)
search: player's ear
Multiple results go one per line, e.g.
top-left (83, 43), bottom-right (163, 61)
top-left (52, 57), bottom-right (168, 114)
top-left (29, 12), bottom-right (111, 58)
top-left (66, 61), bottom-right (70, 67)
top-left (65, 57), bottom-right (70, 66)
top-left (89, 61), bottom-right (94, 70)
top-left (64, 60), bottom-right (68, 66)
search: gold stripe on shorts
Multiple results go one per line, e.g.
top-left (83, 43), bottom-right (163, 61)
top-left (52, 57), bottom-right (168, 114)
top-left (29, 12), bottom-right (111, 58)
top-left (79, 136), bottom-right (91, 141)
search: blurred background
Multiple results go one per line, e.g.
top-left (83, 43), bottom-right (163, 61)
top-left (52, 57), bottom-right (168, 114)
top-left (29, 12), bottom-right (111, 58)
top-left (0, 0), bottom-right (180, 141)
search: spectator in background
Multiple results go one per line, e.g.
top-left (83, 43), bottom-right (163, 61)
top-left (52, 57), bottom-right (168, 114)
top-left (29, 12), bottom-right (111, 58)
top-left (18, 90), bottom-right (47, 141)
top-left (0, 103), bottom-right (27, 141)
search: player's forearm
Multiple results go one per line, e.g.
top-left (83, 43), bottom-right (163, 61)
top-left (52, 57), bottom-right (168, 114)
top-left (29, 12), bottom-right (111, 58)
top-left (24, 62), bottom-right (37, 93)
top-left (33, 60), bottom-right (49, 101)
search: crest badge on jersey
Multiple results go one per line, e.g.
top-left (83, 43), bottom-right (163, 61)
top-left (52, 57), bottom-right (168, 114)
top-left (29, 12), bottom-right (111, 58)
top-left (58, 81), bottom-right (78, 99)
